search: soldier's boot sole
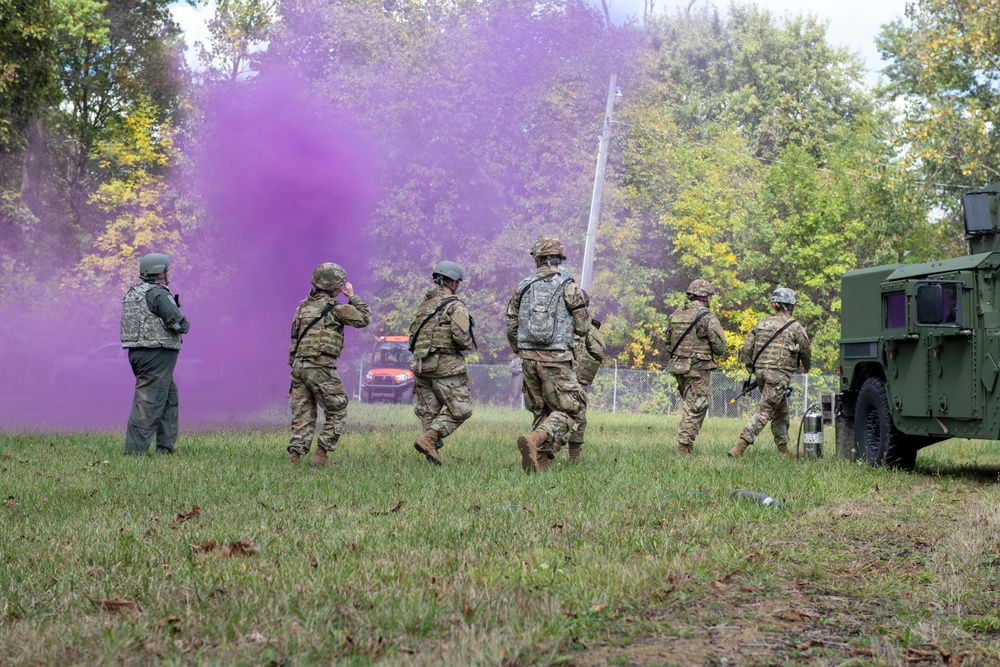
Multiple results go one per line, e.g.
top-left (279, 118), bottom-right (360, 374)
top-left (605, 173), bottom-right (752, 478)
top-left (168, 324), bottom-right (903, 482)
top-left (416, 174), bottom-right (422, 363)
top-left (677, 443), bottom-right (692, 455)
top-left (414, 430), bottom-right (443, 465)
top-left (728, 438), bottom-right (751, 459)
top-left (289, 451), bottom-right (301, 467)
top-left (308, 448), bottom-right (330, 467)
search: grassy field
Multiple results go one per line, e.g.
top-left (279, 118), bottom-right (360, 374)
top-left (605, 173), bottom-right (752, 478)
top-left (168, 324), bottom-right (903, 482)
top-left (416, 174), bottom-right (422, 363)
top-left (2, 404), bottom-right (1000, 666)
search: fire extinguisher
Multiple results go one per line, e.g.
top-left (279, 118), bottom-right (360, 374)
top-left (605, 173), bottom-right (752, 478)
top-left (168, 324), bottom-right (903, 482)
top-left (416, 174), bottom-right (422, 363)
top-left (795, 402), bottom-right (824, 459)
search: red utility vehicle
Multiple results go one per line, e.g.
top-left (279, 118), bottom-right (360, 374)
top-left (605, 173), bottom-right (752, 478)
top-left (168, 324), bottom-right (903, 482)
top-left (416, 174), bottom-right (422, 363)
top-left (361, 336), bottom-right (415, 403)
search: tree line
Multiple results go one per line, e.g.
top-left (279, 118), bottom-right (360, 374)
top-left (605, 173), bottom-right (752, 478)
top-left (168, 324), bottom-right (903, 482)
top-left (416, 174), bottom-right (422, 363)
top-left (1, 0), bottom-right (993, 374)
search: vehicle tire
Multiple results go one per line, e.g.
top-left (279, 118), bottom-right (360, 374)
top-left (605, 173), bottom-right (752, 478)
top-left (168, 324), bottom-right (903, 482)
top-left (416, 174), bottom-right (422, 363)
top-left (361, 388), bottom-right (370, 403)
top-left (853, 377), bottom-right (916, 470)
top-left (400, 387), bottom-right (414, 404)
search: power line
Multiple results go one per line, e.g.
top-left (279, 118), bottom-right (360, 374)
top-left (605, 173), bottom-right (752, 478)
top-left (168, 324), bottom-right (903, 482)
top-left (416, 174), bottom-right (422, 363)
top-left (611, 120), bottom-right (973, 191)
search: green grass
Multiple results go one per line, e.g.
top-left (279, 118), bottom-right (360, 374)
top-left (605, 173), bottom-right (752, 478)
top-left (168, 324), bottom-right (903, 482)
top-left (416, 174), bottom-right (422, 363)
top-left (2, 405), bottom-right (1000, 666)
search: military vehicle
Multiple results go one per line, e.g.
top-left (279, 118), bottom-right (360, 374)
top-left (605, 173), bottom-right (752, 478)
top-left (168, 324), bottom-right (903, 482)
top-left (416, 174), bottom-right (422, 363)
top-left (836, 183), bottom-right (1000, 469)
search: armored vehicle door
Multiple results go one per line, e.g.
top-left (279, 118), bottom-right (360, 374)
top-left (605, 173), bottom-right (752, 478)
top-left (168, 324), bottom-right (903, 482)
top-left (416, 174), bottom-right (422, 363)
top-left (882, 284), bottom-right (929, 417)
top-left (914, 280), bottom-right (978, 420)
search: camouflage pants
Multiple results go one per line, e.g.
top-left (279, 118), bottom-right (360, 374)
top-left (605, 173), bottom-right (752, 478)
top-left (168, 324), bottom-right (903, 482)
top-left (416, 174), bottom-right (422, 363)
top-left (739, 369), bottom-right (791, 447)
top-left (414, 373), bottom-right (473, 439)
top-left (674, 371), bottom-right (710, 448)
top-left (521, 359), bottom-right (582, 455)
top-left (566, 387), bottom-right (588, 449)
top-left (125, 348), bottom-right (179, 455)
top-left (288, 363), bottom-right (348, 455)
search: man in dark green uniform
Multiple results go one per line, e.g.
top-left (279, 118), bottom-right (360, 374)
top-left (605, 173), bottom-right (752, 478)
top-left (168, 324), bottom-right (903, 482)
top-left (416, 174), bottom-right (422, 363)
top-left (407, 261), bottom-right (475, 465)
top-left (120, 253), bottom-right (190, 455)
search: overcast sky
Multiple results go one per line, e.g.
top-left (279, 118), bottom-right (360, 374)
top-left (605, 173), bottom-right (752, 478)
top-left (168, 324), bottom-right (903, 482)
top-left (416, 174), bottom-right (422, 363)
top-left (171, 0), bottom-right (910, 80)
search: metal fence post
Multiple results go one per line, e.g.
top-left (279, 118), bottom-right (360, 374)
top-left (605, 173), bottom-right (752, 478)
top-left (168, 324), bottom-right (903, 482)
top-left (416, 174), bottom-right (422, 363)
top-left (612, 359), bottom-right (618, 413)
top-left (359, 363), bottom-right (364, 401)
top-left (803, 373), bottom-right (808, 412)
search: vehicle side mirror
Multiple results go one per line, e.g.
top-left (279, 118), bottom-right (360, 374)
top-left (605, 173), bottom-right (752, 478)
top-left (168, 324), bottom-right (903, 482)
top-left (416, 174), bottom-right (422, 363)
top-left (915, 284), bottom-right (943, 324)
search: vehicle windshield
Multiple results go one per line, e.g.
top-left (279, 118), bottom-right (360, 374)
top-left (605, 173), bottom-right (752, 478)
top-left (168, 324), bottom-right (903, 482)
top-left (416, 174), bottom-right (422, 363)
top-left (372, 342), bottom-right (412, 367)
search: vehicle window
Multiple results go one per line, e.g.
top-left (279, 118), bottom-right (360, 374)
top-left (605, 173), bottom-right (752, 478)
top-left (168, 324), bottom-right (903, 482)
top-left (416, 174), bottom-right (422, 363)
top-left (915, 282), bottom-right (962, 326)
top-left (883, 292), bottom-right (906, 329)
top-left (376, 344), bottom-right (412, 366)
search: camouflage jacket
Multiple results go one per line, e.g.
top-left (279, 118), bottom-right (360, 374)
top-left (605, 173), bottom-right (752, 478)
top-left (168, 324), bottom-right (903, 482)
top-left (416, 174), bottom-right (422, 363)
top-left (505, 265), bottom-right (590, 363)
top-left (288, 292), bottom-right (372, 368)
top-left (407, 287), bottom-right (474, 378)
top-left (666, 299), bottom-right (726, 374)
top-left (574, 319), bottom-right (606, 386)
top-left (740, 311), bottom-right (811, 377)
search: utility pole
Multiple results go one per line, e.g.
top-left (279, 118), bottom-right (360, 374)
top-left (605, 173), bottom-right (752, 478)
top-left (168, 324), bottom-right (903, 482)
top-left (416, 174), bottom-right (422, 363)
top-left (580, 73), bottom-right (618, 293)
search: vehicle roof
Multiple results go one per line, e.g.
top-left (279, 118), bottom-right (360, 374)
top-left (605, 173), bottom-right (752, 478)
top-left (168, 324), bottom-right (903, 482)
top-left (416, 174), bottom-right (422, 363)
top-left (884, 251), bottom-right (1000, 281)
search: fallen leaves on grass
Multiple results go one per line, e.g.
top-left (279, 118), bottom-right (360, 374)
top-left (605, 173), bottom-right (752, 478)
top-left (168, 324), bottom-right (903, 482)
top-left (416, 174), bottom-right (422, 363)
top-left (368, 501), bottom-right (405, 516)
top-left (776, 609), bottom-right (815, 622)
top-left (154, 616), bottom-right (182, 635)
top-left (905, 643), bottom-right (975, 666)
top-left (220, 540), bottom-right (257, 557)
top-left (3, 496), bottom-right (15, 508)
top-left (94, 597), bottom-right (141, 617)
top-left (797, 639), bottom-right (824, 650)
top-left (310, 554), bottom-right (318, 568)
top-left (590, 603), bottom-right (608, 613)
top-left (175, 505), bottom-right (201, 523)
top-left (189, 540), bottom-right (217, 553)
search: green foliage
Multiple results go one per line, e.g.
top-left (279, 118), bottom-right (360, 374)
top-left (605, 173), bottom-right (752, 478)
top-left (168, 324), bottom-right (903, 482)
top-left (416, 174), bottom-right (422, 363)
top-left (198, 0), bottom-right (276, 81)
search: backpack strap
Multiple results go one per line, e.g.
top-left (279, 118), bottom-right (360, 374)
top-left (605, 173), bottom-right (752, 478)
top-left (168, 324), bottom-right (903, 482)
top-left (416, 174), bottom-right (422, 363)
top-left (750, 320), bottom-right (797, 370)
top-left (408, 296), bottom-right (460, 353)
top-left (291, 303), bottom-right (336, 357)
top-left (669, 310), bottom-right (711, 358)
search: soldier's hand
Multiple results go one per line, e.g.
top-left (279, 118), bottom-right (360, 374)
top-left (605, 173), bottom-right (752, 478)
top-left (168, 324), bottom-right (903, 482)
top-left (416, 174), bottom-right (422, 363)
top-left (342, 282), bottom-right (355, 298)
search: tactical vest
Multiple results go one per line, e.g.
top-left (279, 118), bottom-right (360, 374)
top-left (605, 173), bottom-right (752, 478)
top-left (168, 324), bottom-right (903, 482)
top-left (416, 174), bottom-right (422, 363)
top-left (408, 290), bottom-right (462, 360)
top-left (669, 302), bottom-right (714, 361)
top-left (120, 282), bottom-right (182, 350)
top-left (516, 272), bottom-right (575, 351)
top-left (290, 297), bottom-right (344, 361)
top-left (753, 315), bottom-right (800, 372)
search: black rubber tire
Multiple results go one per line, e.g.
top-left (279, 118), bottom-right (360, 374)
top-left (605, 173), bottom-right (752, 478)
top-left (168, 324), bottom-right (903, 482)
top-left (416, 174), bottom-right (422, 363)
top-left (360, 388), bottom-right (370, 403)
top-left (399, 387), bottom-right (414, 405)
top-left (853, 377), bottom-right (917, 470)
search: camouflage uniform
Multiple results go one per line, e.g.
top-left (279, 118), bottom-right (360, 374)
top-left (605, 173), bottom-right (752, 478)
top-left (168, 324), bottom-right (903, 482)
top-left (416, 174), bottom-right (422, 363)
top-left (287, 276), bottom-right (371, 456)
top-left (120, 277), bottom-right (190, 455)
top-left (566, 319), bottom-right (606, 456)
top-left (736, 310), bottom-right (811, 453)
top-left (506, 238), bottom-right (590, 467)
top-left (408, 286), bottom-right (475, 443)
top-left (667, 294), bottom-right (726, 454)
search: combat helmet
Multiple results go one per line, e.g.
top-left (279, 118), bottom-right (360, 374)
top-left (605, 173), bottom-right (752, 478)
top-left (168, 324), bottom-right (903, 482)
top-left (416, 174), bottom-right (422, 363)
top-left (529, 235), bottom-right (566, 259)
top-left (770, 287), bottom-right (797, 305)
top-left (432, 260), bottom-right (464, 283)
top-left (139, 253), bottom-right (170, 279)
top-left (686, 279), bottom-right (715, 299)
top-left (312, 262), bottom-right (347, 292)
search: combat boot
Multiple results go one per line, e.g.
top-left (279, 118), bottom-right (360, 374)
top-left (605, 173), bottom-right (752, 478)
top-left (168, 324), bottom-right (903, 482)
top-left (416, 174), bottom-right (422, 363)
top-left (568, 447), bottom-right (582, 465)
top-left (776, 443), bottom-right (790, 457)
top-left (289, 450), bottom-right (301, 467)
top-left (308, 448), bottom-right (330, 467)
top-left (517, 429), bottom-right (547, 473)
top-left (728, 438), bottom-right (751, 459)
top-left (414, 430), bottom-right (443, 465)
top-left (537, 453), bottom-right (552, 473)
top-left (677, 442), bottom-right (692, 455)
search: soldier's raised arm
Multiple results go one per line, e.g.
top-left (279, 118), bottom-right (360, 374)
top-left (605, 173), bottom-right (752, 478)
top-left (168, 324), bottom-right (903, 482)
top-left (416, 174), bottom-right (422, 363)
top-left (334, 283), bottom-right (371, 329)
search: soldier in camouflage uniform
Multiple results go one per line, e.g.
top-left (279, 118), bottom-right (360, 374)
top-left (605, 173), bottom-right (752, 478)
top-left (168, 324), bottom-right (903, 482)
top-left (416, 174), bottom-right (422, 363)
top-left (120, 253), bottom-right (190, 455)
top-left (667, 279), bottom-right (726, 454)
top-left (287, 263), bottom-right (372, 467)
top-left (407, 261), bottom-right (476, 465)
top-left (564, 315), bottom-right (606, 464)
top-left (506, 236), bottom-right (591, 473)
top-left (729, 287), bottom-right (811, 459)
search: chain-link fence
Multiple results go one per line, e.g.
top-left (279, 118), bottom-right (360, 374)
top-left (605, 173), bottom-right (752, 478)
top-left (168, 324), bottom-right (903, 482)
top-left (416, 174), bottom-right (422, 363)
top-left (354, 361), bottom-right (840, 419)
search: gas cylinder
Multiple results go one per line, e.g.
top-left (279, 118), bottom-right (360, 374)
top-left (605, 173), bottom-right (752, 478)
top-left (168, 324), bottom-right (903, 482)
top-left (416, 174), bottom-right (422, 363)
top-left (802, 406), bottom-right (824, 458)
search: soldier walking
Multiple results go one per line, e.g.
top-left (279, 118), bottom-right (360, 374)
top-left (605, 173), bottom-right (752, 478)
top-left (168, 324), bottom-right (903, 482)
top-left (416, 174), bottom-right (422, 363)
top-left (287, 263), bottom-right (371, 467)
top-left (120, 253), bottom-right (190, 455)
top-left (407, 261), bottom-right (476, 465)
top-left (667, 279), bottom-right (726, 454)
top-left (729, 287), bottom-right (811, 459)
top-left (506, 236), bottom-right (591, 473)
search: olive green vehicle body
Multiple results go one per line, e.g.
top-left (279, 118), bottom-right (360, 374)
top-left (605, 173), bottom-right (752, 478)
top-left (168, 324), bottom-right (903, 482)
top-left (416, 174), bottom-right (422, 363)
top-left (836, 184), bottom-right (1000, 468)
